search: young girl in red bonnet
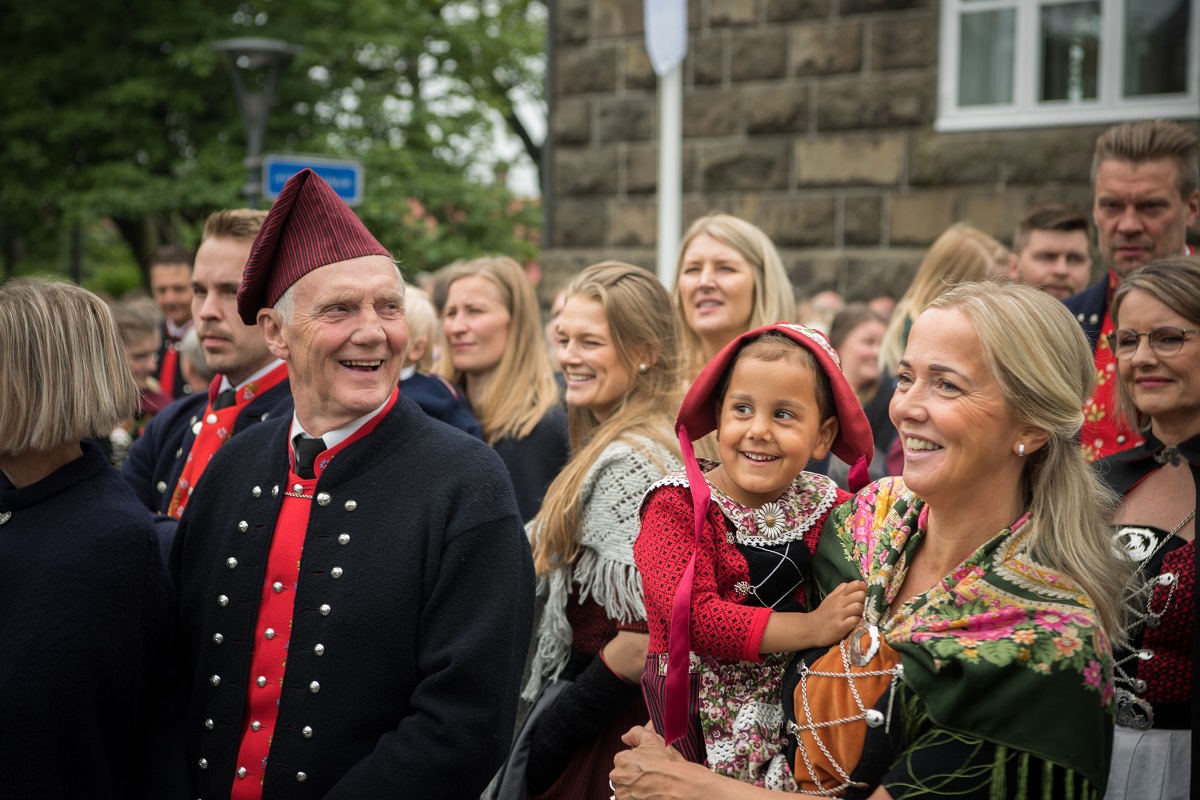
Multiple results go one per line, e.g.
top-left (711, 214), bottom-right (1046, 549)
top-left (636, 323), bottom-right (873, 789)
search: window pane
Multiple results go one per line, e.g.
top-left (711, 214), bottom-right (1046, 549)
top-left (1040, 2), bottom-right (1101, 102)
top-left (959, 10), bottom-right (1016, 106)
top-left (1124, 0), bottom-right (1190, 96)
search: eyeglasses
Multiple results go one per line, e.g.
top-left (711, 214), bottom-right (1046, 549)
top-left (1106, 326), bottom-right (1200, 359)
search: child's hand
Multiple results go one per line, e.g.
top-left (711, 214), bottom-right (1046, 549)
top-left (810, 580), bottom-right (867, 647)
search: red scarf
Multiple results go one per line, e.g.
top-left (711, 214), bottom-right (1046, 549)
top-left (167, 363), bottom-right (289, 519)
top-left (1080, 272), bottom-right (1144, 462)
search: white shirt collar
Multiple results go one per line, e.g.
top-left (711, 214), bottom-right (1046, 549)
top-left (400, 364), bottom-right (417, 381)
top-left (289, 394), bottom-right (391, 452)
top-left (219, 359), bottom-right (286, 394)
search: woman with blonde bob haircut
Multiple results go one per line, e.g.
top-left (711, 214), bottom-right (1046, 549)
top-left (441, 255), bottom-right (569, 521)
top-left (613, 281), bottom-right (1132, 800)
top-left (672, 213), bottom-right (797, 382)
top-left (0, 279), bottom-right (170, 798)
top-left (878, 222), bottom-right (1009, 373)
top-left (498, 262), bottom-right (682, 800)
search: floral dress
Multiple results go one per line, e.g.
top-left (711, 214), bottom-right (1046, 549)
top-left (783, 477), bottom-right (1115, 798)
top-left (636, 462), bottom-right (849, 788)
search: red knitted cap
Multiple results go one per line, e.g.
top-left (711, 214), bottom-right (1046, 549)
top-left (237, 169), bottom-right (390, 324)
top-left (676, 322), bottom-right (873, 479)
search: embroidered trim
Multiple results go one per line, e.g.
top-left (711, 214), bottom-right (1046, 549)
top-left (992, 526), bottom-right (1093, 603)
top-left (713, 471), bottom-right (839, 547)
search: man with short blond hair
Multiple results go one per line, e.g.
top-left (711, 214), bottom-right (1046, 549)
top-left (1009, 202), bottom-right (1093, 301)
top-left (1066, 119), bottom-right (1199, 461)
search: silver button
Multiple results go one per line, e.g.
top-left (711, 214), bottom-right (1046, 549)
top-left (226, 557), bottom-right (238, 569)
top-left (0, 512), bottom-right (10, 526)
top-left (238, 520), bottom-right (249, 533)
top-left (864, 709), bottom-right (884, 727)
top-left (302, 725), bottom-right (313, 738)
top-left (237, 767), bottom-right (247, 779)
top-left (1138, 648), bottom-right (1154, 660)
top-left (198, 758), bottom-right (208, 769)
top-left (212, 633), bottom-right (223, 645)
top-left (251, 721), bottom-right (261, 731)
top-left (1158, 573), bottom-right (1176, 586)
top-left (292, 484), bottom-right (303, 493)
top-left (210, 675), bottom-right (221, 686)
top-left (319, 604), bottom-right (331, 616)
top-left (175, 447), bottom-right (184, 458)
top-left (314, 643), bottom-right (325, 656)
top-left (204, 718), bottom-right (214, 730)
top-left (338, 533), bottom-right (350, 545)
top-left (317, 492), bottom-right (331, 506)
top-left (344, 500), bottom-right (357, 511)
top-left (309, 681), bottom-right (320, 693)
top-left (156, 481), bottom-right (167, 493)
top-left (296, 772), bottom-right (308, 782)
top-left (257, 676), bottom-right (268, 687)
top-left (273, 581), bottom-right (284, 593)
top-left (252, 486), bottom-right (262, 497)
top-left (265, 628), bottom-right (275, 640)
top-left (192, 421), bottom-right (202, 435)
top-left (331, 567), bottom-right (343, 579)
top-left (1133, 678), bottom-right (1148, 693)
top-left (206, 413), bottom-right (218, 424)
top-left (1089, 313), bottom-right (1099, 324)
top-left (218, 595), bottom-right (229, 607)
top-left (272, 485), bottom-right (280, 497)
top-left (1117, 435), bottom-right (1127, 444)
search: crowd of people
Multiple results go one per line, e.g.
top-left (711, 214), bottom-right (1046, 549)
top-left (0, 119), bottom-right (1194, 799)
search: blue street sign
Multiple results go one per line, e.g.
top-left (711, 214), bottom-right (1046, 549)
top-left (263, 154), bottom-right (364, 206)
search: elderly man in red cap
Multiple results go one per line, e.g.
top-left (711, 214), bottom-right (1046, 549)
top-left (149, 170), bottom-right (535, 799)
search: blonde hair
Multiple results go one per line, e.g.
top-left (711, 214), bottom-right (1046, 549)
top-left (403, 286), bottom-right (440, 373)
top-left (110, 297), bottom-right (162, 346)
top-left (671, 214), bottom-right (797, 379)
top-left (879, 223), bottom-right (1008, 372)
top-left (440, 256), bottom-right (560, 444)
top-left (927, 281), bottom-right (1132, 642)
top-left (1111, 256), bottom-right (1200, 432)
top-left (203, 208), bottom-right (268, 242)
top-left (0, 279), bottom-right (139, 455)
top-left (531, 262), bottom-right (683, 575)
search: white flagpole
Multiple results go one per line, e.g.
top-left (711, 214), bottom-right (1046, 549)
top-left (644, 1), bottom-right (688, 289)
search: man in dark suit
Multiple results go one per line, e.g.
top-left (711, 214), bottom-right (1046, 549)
top-left (149, 244), bottom-right (196, 400)
top-left (1065, 120), bottom-right (1198, 461)
top-left (148, 170), bottom-right (534, 799)
top-left (123, 210), bottom-right (292, 532)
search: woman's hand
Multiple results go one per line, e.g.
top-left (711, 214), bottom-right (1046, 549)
top-left (610, 725), bottom-right (709, 799)
top-left (602, 631), bottom-right (650, 684)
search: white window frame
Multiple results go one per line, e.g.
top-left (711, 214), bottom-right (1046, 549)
top-left (937, 0), bottom-right (1200, 132)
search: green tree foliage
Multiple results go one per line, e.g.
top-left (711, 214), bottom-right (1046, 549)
top-left (0, 0), bottom-right (546, 287)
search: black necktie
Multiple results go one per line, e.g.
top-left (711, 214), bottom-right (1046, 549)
top-left (212, 388), bottom-right (237, 410)
top-left (293, 435), bottom-right (327, 480)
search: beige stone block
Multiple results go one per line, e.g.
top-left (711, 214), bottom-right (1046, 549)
top-left (908, 132), bottom-right (1001, 186)
top-left (594, 0), bottom-right (643, 38)
top-left (794, 20), bottom-right (863, 76)
top-left (689, 35), bottom-right (724, 86)
top-left (553, 201), bottom-right (607, 248)
top-left (844, 195), bottom-right (883, 245)
top-left (595, 95), bottom-right (655, 143)
top-left (763, 197), bottom-right (837, 247)
top-left (870, 15), bottom-right (937, 71)
top-left (558, 45), bottom-right (617, 95)
top-left (554, 147), bottom-right (619, 196)
top-left (1003, 127), bottom-right (1106, 184)
top-left (609, 200), bottom-right (659, 247)
top-left (767, 0), bottom-right (832, 22)
top-left (842, 0), bottom-right (930, 13)
top-left (888, 189), bottom-right (959, 246)
top-left (745, 85), bottom-right (809, 135)
top-left (622, 43), bottom-right (655, 91)
top-left (554, 0), bottom-right (588, 44)
top-left (700, 141), bottom-right (791, 191)
top-left (626, 144), bottom-right (700, 194)
top-left (731, 30), bottom-right (789, 81)
top-left (795, 134), bottom-right (904, 187)
top-left (844, 251), bottom-right (925, 301)
top-left (552, 98), bottom-right (590, 146)
top-left (961, 190), bottom-right (1039, 244)
top-left (711, 0), bottom-right (758, 26)
top-left (684, 89), bottom-right (742, 138)
top-left (816, 71), bottom-right (935, 130)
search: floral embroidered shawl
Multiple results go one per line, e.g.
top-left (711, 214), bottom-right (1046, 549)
top-left (812, 477), bottom-right (1115, 788)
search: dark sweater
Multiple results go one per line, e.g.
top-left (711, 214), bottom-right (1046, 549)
top-left (150, 395), bottom-right (535, 799)
top-left (492, 405), bottom-right (570, 522)
top-left (0, 442), bottom-right (170, 798)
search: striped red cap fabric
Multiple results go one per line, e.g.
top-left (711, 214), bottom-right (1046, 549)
top-left (237, 169), bottom-right (390, 324)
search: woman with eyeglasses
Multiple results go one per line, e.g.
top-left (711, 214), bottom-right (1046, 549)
top-left (1097, 257), bottom-right (1197, 800)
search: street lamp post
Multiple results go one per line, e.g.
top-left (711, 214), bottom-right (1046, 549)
top-left (211, 38), bottom-right (304, 208)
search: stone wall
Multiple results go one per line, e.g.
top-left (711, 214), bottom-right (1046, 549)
top-left (541, 0), bottom-right (1200, 303)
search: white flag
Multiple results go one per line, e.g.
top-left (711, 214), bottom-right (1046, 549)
top-left (644, 0), bottom-right (688, 76)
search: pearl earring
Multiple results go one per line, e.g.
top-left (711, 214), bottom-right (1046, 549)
top-left (1017, 443), bottom-right (1025, 457)
top-left (638, 363), bottom-right (649, 373)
